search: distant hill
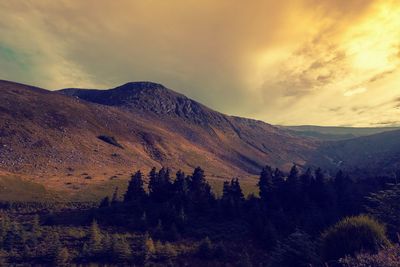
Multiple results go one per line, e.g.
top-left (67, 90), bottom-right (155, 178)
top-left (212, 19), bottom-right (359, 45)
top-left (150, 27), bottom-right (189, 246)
top-left (281, 125), bottom-right (400, 141)
top-left (311, 129), bottom-right (400, 176)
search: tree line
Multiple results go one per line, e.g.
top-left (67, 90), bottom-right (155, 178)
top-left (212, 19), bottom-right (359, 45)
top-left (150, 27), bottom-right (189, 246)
top-left (0, 164), bottom-right (399, 266)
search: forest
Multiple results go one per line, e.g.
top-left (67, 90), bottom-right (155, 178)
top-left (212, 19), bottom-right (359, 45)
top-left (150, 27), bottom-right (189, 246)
top-left (0, 165), bottom-right (399, 266)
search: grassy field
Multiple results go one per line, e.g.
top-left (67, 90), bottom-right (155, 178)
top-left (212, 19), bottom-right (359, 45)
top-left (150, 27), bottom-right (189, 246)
top-left (0, 175), bottom-right (62, 202)
top-left (0, 173), bottom-right (259, 202)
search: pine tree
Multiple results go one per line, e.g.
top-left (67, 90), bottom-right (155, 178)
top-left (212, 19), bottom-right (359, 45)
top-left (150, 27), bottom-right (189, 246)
top-left (111, 234), bottom-right (132, 262)
top-left (272, 168), bottom-right (286, 204)
top-left (300, 168), bottom-right (313, 193)
top-left (258, 165), bottom-right (274, 202)
top-left (141, 232), bottom-right (155, 264)
top-left (222, 178), bottom-right (244, 216)
top-left (222, 181), bottom-right (231, 200)
top-left (85, 220), bottom-right (102, 257)
top-left (148, 167), bottom-right (173, 202)
top-left (173, 170), bottom-right (188, 198)
top-left (45, 231), bottom-right (62, 260)
top-left (30, 215), bottom-right (41, 242)
top-left (188, 167), bottom-right (214, 211)
top-left (124, 171), bottom-right (146, 203)
top-left (53, 247), bottom-right (70, 267)
top-left (287, 165), bottom-right (300, 195)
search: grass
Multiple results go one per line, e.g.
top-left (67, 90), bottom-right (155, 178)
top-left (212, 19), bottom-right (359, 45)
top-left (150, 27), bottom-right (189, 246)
top-left (0, 173), bottom-right (259, 203)
top-left (0, 175), bottom-right (62, 202)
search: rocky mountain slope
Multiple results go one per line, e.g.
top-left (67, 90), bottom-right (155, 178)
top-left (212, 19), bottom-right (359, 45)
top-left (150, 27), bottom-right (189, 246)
top-left (0, 80), bottom-right (316, 191)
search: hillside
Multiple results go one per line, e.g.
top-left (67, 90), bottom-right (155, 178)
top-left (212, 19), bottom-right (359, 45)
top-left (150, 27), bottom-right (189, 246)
top-left (311, 129), bottom-right (400, 176)
top-left (0, 80), bottom-right (316, 191)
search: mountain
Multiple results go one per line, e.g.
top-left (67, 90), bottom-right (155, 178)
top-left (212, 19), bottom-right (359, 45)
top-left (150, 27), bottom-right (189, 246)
top-left (311, 129), bottom-right (400, 176)
top-left (281, 125), bottom-right (400, 141)
top-left (0, 80), bottom-right (316, 191)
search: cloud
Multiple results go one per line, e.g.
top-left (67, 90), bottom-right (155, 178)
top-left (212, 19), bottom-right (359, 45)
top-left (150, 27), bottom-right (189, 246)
top-left (344, 87), bottom-right (367, 97)
top-left (0, 0), bottom-right (400, 126)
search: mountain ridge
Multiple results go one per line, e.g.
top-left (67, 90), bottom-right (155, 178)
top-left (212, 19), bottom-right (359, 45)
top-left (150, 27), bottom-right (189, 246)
top-left (0, 79), bottom-right (315, 191)
top-left (2, 79), bottom-right (400, 194)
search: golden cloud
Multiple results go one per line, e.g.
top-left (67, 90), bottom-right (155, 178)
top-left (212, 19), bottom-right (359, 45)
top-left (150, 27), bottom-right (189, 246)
top-left (0, 0), bottom-right (399, 126)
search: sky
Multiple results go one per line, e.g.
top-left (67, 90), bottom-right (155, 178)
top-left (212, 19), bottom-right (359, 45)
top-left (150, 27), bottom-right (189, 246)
top-left (1, 0), bottom-right (400, 127)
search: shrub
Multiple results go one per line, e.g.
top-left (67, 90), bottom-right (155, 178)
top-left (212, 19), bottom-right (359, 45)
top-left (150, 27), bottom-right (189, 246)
top-left (269, 230), bottom-right (319, 267)
top-left (366, 185), bottom-right (400, 238)
top-left (340, 244), bottom-right (400, 267)
top-left (197, 237), bottom-right (213, 259)
top-left (321, 215), bottom-right (390, 261)
top-left (155, 242), bottom-right (177, 260)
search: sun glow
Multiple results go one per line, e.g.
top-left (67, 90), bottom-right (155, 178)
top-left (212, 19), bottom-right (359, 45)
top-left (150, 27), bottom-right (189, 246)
top-left (344, 1), bottom-right (400, 72)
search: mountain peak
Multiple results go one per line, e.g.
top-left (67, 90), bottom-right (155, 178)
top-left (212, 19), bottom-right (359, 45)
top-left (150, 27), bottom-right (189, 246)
top-left (60, 81), bottom-right (217, 124)
top-left (116, 81), bottom-right (167, 91)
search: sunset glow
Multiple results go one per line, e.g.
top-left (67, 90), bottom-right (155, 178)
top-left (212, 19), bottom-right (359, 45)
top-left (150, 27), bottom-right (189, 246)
top-left (1, 0), bottom-right (400, 126)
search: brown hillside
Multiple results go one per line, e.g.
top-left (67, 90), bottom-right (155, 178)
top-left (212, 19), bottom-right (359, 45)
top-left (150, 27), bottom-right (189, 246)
top-left (0, 80), bottom-right (316, 191)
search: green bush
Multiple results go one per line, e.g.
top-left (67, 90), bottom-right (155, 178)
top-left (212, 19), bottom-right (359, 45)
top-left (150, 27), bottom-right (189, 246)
top-left (321, 215), bottom-right (390, 261)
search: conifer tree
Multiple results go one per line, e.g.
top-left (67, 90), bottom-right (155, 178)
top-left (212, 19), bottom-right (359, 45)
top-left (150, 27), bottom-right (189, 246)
top-left (188, 167), bottom-right (213, 211)
top-left (124, 171), bottom-right (146, 203)
top-left (287, 165), bottom-right (300, 194)
top-left (149, 167), bottom-right (173, 202)
top-left (258, 165), bottom-right (274, 202)
top-left (84, 220), bottom-right (102, 257)
top-left (111, 234), bottom-right (132, 262)
top-left (53, 247), bottom-right (70, 267)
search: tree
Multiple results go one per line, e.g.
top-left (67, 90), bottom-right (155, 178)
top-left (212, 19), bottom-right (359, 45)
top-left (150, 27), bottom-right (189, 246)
top-left (321, 215), bottom-right (390, 261)
top-left (111, 234), bottom-right (132, 262)
top-left (84, 220), bottom-right (103, 257)
top-left (285, 165), bottom-right (301, 208)
top-left (258, 165), bottom-right (274, 202)
top-left (53, 247), bottom-right (70, 267)
top-left (124, 171), bottom-right (146, 203)
top-left (272, 168), bottom-right (285, 204)
top-left (188, 167), bottom-right (214, 211)
top-left (44, 231), bottom-right (62, 261)
top-left (173, 170), bottom-right (189, 200)
top-left (29, 215), bottom-right (41, 243)
top-left (300, 168), bottom-right (313, 193)
top-left (310, 168), bottom-right (329, 207)
top-left (139, 232), bottom-right (155, 264)
top-left (148, 167), bottom-right (173, 202)
top-left (334, 170), bottom-right (355, 216)
top-left (222, 178), bottom-right (244, 216)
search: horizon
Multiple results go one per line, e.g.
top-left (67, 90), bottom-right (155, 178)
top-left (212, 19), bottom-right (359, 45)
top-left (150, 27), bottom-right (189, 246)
top-left (4, 78), bottom-right (400, 129)
top-left (1, 1), bottom-right (400, 127)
